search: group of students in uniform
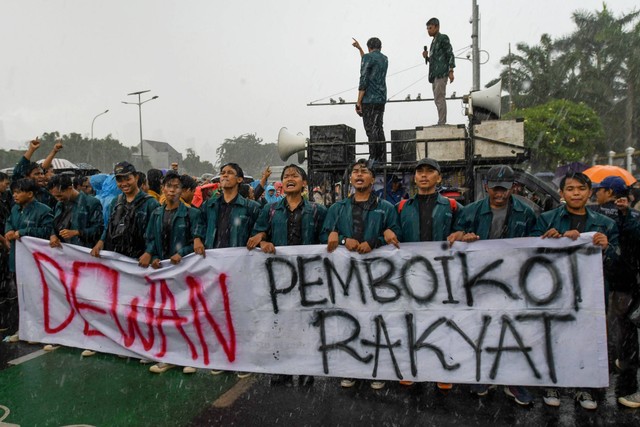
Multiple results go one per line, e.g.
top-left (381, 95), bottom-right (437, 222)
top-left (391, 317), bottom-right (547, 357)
top-left (2, 143), bottom-right (639, 410)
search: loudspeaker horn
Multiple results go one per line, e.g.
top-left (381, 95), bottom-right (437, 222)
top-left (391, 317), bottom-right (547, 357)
top-left (468, 80), bottom-right (502, 119)
top-left (278, 127), bottom-right (307, 163)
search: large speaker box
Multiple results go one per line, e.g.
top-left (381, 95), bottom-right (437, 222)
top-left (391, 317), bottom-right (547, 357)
top-left (390, 129), bottom-right (417, 162)
top-left (309, 124), bottom-right (356, 168)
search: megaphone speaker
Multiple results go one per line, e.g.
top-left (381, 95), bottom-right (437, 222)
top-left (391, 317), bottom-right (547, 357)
top-left (469, 80), bottom-right (502, 119)
top-left (278, 127), bottom-right (307, 162)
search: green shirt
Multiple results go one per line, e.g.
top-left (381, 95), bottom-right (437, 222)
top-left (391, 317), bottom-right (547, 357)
top-left (428, 33), bottom-right (455, 82)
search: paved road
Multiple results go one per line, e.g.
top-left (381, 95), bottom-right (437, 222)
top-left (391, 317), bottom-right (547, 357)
top-left (1, 338), bottom-right (639, 426)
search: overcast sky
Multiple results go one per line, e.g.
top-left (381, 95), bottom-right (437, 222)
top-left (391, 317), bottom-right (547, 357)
top-left (0, 0), bottom-right (636, 165)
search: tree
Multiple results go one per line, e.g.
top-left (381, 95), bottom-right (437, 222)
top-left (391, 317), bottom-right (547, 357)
top-left (492, 5), bottom-right (640, 153)
top-left (182, 148), bottom-right (215, 177)
top-left (215, 133), bottom-right (285, 178)
top-left (488, 34), bottom-right (567, 109)
top-left (555, 6), bottom-right (640, 152)
top-left (38, 132), bottom-right (136, 172)
top-left (504, 99), bottom-right (604, 171)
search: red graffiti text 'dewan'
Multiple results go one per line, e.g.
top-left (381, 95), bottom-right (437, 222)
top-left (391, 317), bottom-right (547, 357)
top-left (32, 251), bottom-right (236, 365)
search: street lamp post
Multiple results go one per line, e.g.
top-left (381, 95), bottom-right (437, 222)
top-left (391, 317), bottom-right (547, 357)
top-left (90, 109), bottom-right (109, 170)
top-left (91, 109), bottom-right (109, 140)
top-left (122, 90), bottom-right (159, 168)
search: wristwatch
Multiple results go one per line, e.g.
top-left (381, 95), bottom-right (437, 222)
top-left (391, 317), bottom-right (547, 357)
top-left (340, 238), bottom-right (346, 245)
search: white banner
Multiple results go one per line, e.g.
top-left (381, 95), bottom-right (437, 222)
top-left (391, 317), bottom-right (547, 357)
top-left (16, 234), bottom-right (608, 387)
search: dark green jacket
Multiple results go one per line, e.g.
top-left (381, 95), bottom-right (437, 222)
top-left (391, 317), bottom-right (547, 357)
top-left (531, 204), bottom-right (619, 266)
top-left (145, 202), bottom-right (204, 261)
top-left (428, 33), bottom-right (455, 82)
top-left (320, 195), bottom-right (400, 248)
top-left (53, 192), bottom-right (103, 248)
top-left (359, 50), bottom-right (388, 104)
top-left (5, 200), bottom-right (53, 271)
top-left (252, 199), bottom-right (327, 246)
top-left (398, 194), bottom-right (461, 242)
top-left (454, 196), bottom-right (536, 239)
top-left (201, 194), bottom-right (261, 248)
top-left (589, 202), bottom-right (640, 292)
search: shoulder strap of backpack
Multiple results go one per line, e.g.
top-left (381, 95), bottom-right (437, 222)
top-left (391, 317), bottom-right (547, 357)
top-left (448, 197), bottom-right (457, 212)
top-left (397, 199), bottom-right (408, 213)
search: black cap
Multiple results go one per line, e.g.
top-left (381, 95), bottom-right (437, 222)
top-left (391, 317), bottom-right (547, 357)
top-left (113, 161), bottom-right (136, 176)
top-left (486, 165), bottom-right (514, 189)
top-left (415, 158), bottom-right (441, 174)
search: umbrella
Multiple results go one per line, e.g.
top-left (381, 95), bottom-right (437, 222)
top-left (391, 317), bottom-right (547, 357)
top-left (36, 158), bottom-right (78, 170)
top-left (583, 165), bottom-right (637, 186)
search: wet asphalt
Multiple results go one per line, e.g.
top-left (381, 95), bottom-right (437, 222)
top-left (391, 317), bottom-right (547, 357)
top-left (2, 338), bottom-right (639, 426)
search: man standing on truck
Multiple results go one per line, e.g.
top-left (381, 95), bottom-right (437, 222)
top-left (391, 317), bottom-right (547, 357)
top-left (423, 17), bottom-right (455, 125)
top-left (352, 37), bottom-right (388, 163)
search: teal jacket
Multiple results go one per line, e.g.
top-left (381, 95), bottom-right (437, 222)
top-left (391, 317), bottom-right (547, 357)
top-left (53, 192), bottom-right (103, 248)
top-left (201, 194), bottom-right (261, 248)
top-left (398, 194), bottom-right (461, 242)
top-left (320, 195), bottom-right (400, 248)
top-left (252, 199), bottom-right (327, 246)
top-left (145, 202), bottom-right (204, 261)
top-left (454, 196), bottom-right (537, 239)
top-left (5, 200), bottom-right (53, 271)
top-left (531, 204), bottom-right (619, 264)
top-left (428, 32), bottom-right (455, 82)
top-left (359, 50), bottom-right (388, 104)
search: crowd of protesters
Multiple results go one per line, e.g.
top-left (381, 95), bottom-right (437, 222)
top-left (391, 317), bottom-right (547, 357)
top-left (1, 138), bottom-right (640, 410)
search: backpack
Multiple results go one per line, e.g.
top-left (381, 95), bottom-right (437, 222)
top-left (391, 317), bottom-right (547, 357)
top-left (105, 194), bottom-right (151, 258)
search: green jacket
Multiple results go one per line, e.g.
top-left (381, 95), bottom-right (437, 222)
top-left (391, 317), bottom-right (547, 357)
top-left (359, 50), bottom-right (388, 104)
top-left (201, 194), bottom-right (261, 248)
top-left (320, 195), bottom-right (400, 248)
top-left (531, 204), bottom-right (619, 264)
top-left (145, 202), bottom-right (204, 260)
top-left (53, 192), bottom-right (103, 248)
top-left (428, 32), bottom-right (455, 82)
top-left (252, 199), bottom-right (327, 246)
top-left (453, 196), bottom-right (537, 239)
top-left (398, 194), bottom-right (461, 242)
top-left (5, 200), bottom-right (53, 271)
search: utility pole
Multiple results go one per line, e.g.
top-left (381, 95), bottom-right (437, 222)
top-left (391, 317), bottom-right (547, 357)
top-left (508, 43), bottom-right (514, 112)
top-left (471, 0), bottom-right (480, 91)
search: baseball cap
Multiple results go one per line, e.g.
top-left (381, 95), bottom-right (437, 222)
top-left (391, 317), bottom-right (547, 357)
top-left (486, 165), bottom-right (515, 189)
top-left (415, 158), bottom-right (441, 173)
top-left (113, 161), bottom-right (136, 176)
top-left (593, 176), bottom-right (628, 196)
